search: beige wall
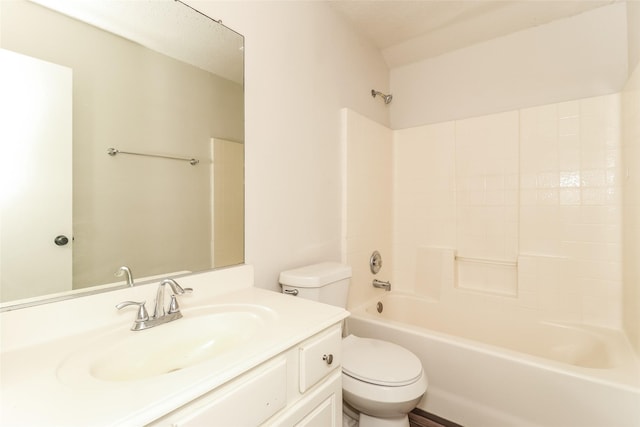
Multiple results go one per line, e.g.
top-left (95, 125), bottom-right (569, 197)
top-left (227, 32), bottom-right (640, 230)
top-left (194, 1), bottom-right (390, 290)
top-left (342, 109), bottom-right (393, 308)
top-left (2, 1), bottom-right (243, 287)
top-left (622, 63), bottom-right (640, 353)
top-left (390, 3), bottom-right (629, 128)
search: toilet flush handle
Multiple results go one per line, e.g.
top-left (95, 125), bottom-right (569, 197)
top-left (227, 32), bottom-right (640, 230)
top-left (283, 288), bottom-right (299, 296)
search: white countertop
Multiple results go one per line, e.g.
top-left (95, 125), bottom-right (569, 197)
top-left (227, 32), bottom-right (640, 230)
top-left (0, 266), bottom-right (349, 426)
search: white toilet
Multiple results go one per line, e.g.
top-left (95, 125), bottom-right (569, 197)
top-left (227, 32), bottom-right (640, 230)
top-left (279, 262), bottom-right (428, 427)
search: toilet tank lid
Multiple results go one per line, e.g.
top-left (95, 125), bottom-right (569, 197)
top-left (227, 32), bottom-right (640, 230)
top-left (279, 262), bottom-right (352, 287)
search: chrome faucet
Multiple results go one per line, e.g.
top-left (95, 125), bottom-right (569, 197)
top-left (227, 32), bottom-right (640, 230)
top-left (115, 265), bottom-right (134, 287)
top-left (153, 278), bottom-right (192, 318)
top-left (372, 279), bottom-right (391, 291)
top-left (116, 278), bottom-right (193, 331)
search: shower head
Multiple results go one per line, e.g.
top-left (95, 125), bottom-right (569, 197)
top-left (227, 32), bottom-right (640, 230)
top-left (371, 89), bottom-right (392, 104)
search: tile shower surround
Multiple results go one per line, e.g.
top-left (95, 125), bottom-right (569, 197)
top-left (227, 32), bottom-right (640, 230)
top-left (346, 93), bottom-right (624, 330)
top-left (402, 94), bottom-right (621, 328)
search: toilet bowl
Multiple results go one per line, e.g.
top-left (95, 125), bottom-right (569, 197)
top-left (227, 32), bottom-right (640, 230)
top-left (279, 262), bottom-right (428, 427)
top-left (342, 335), bottom-right (428, 427)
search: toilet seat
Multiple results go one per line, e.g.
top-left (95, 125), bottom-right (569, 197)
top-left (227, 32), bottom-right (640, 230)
top-left (342, 335), bottom-right (423, 387)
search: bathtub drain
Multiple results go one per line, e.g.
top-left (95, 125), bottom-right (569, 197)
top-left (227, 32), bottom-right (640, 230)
top-left (376, 301), bottom-right (383, 313)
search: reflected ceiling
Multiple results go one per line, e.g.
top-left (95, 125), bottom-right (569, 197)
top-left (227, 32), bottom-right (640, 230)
top-left (31, 0), bottom-right (243, 83)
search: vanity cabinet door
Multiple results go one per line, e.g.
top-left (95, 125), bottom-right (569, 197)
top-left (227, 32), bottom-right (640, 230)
top-left (151, 358), bottom-right (287, 427)
top-left (268, 370), bottom-right (342, 427)
top-left (294, 392), bottom-right (337, 427)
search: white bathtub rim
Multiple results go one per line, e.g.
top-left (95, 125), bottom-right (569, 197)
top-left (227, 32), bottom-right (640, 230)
top-left (347, 314), bottom-right (640, 427)
top-left (347, 294), bottom-right (640, 392)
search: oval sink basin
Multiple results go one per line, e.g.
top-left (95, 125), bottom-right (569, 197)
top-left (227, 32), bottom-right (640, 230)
top-left (58, 304), bottom-right (275, 383)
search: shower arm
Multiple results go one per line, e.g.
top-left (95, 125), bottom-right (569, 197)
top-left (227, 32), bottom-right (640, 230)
top-left (371, 89), bottom-right (393, 104)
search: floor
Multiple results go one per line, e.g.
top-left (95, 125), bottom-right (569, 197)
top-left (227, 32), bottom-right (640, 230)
top-left (409, 408), bottom-right (464, 427)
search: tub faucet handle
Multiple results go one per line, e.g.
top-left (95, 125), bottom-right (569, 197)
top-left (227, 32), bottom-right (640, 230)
top-left (372, 279), bottom-right (391, 291)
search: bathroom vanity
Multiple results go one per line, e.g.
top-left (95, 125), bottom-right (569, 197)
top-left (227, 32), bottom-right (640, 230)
top-left (0, 265), bottom-right (349, 426)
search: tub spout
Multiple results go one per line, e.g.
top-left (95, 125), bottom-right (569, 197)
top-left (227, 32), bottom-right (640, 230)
top-left (372, 279), bottom-right (391, 291)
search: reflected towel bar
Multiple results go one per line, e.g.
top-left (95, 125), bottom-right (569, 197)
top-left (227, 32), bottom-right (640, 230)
top-left (107, 147), bottom-right (199, 166)
top-left (455, 256), bottom-right (517, 267)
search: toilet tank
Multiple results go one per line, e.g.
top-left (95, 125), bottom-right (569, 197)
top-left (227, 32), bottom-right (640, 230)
top-left (279, 262), bottom-right (352, 308)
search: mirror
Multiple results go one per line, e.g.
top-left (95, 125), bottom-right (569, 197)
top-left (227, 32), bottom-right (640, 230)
top-left (0, 0), bottom-right (244, 308)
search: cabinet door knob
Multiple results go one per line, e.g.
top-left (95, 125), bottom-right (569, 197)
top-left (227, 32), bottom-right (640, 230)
top-left (322, 354), bottom-right (333, 365)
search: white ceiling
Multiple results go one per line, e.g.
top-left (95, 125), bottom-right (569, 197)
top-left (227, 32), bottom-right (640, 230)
top-left (329, 0), bottom-right (614, 67)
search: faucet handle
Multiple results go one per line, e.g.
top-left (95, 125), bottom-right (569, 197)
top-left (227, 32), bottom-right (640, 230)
top-left (178, 286), bottom-right (193, 295)
top-left (116, 300), bottom-right (149, 322)
top-left (372, 279), bottom-right (391, 291)
top-left (168, 294), bottom-right (181, 314)
top-left (167, 284), bottom-right (192, 314)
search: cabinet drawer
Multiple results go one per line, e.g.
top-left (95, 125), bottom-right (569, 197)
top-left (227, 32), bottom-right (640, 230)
top-left (299, 327), bottom-right (341, 393)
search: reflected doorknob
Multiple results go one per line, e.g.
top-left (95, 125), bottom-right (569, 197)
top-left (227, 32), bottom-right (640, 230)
top-left (54, 235), bottom-right (69, 246)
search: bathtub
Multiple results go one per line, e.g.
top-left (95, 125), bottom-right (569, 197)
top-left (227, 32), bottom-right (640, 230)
top-left (346, 292), bottom-right (640, 427)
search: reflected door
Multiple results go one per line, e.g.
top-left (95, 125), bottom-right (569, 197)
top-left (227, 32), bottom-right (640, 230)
top-left (0, 49), bottom-right (72, 302)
